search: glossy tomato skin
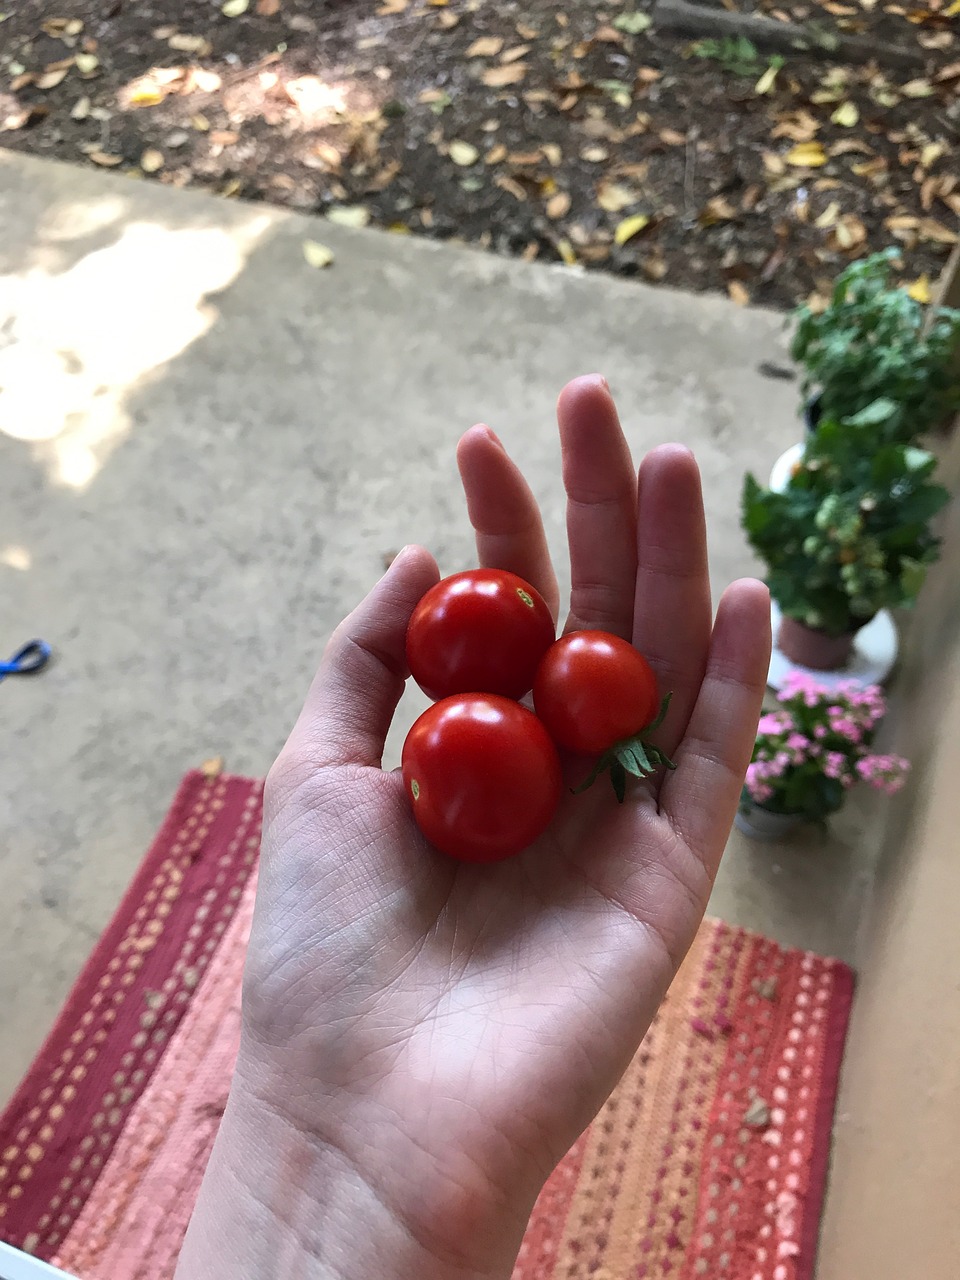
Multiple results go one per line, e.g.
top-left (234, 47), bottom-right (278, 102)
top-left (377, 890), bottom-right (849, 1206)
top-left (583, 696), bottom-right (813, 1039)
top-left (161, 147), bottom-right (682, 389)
top-left (401, 693), bottom-right (563, 862)
top-left (406, 569), bottom-right (555, 702)
top-left (533, 631), bottom-right (659, 755)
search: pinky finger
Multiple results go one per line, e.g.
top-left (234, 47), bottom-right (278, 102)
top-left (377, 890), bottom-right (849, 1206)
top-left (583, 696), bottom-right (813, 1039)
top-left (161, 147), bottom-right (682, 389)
top-left (658, 579), bottom-right (771, 875)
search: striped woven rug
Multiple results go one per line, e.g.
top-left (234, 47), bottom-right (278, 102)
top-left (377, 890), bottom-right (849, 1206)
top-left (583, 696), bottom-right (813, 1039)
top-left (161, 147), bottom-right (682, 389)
top-left (0, 770), bottom-right (854, 1280)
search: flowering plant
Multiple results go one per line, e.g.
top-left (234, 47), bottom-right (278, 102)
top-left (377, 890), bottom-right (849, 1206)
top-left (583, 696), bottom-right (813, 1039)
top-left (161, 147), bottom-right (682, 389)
top-left (742, 672), bottom-right (909, 823)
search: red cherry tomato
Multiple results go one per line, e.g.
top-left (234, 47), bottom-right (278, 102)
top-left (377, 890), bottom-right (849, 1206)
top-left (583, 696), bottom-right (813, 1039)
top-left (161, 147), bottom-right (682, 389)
top-left (406, 569), bottom-right (555, 702)
top-left (401, 693), bottom-right (563, 863)
top-left (533, 631), bottom-right (660, 755)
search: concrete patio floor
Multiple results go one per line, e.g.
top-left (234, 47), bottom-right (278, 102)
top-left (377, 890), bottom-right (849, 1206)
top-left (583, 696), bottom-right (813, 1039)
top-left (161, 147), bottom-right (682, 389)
top-left (0, 151), bottom-right (883, 1105)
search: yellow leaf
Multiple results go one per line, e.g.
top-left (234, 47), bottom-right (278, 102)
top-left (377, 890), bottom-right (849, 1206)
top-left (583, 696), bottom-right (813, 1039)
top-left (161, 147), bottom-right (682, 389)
top-left (597, 182), bottom-right (636, 213)
top-left (540, 176), bottom-right (557, 196)
top-left (831, 101), bottom-right (859, 126)
top-left (303, 240), bottom-right (334, 268)
top-left (814, 200), bottom-right (840, 228)
top-left (466, 36), bottom-right (504, 57)
top-left (785, 141), bottom-right (827, 167)
top-left (614, 213), bottom-right (650, 246)
top-left (945, 0), bottom-right (960, 12)
top-left (727, 281), bottom-right (751, 307)
top-left (907, 274), bottom-right (931, 303)
top-left (481, 63), bottom-right (527, 87)
top-left (920, 142), bottom-right (944, 168)
top-left (546, 191), bottom-right (571, 219)
top-left (377, 0), bottom-right (407, 12)
top-left (74, 53), bottom-right (99, 75)
top-left (557, 239), bottom-right (578, 265)
top-left (192, 113), bottom-right (211, 131)
top-left (140, 148), bottom-right (164, 173)
top-left (448, 140), bottom-right (479, 166)
top-left (901, 78), bottom-right (933, 97)
top-left (754, 64), bottom-right (779, 95)
top-left (387, 223), bottom-right (411, 234)
top-left (327, 205), bottom-right (371, 228)
top-left (130, 85), bottom-right (164, 107)
top-left (222, 0), bottom-right (249, 14)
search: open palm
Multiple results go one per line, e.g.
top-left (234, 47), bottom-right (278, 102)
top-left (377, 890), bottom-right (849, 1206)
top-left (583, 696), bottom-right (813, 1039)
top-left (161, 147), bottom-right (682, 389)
top-left (239, 377), bottom-right (770, 1279)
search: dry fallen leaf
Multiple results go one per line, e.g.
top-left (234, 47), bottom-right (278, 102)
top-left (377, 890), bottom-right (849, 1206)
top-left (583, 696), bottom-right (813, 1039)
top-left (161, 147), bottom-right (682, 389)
top-left (449, 139), bottom-right (479, 166)
top-left (580, 145), bottom-right (609, 163)
top-left (831, 213), bottom-right (867, 251)
top-left (814, 200), bottom-right (840, 228)
top-left (140, 148), bottom-right (164, 173)
top-left (71, 95), bottom-right (91, 120)
top-left (831, 101), bottom-right (859, 127)
top-left (481, 63), bottom-right (527, 87)
top-left (222, 0), bottom-right (250, 15)
top-left (75, 53), bottom-right (99, 75)
top-left (597, 182), bottom-right (636, 212)
top-left (501, 44), bottom-right (531, 63)
top-left (763, 151), bottom-right (786, 176)
top-left (37, 68), bottom-right (70, 90)
top-left (919, 218), bottom-right (959, 244)
top-left (785, 141), bottom-right (828, 167)
top-left (377, 0), bottom-right (408, 10)
top-left (88, 150), bottom-right (123, 167)
top-left (327, 205), bottom-right (371, 228)
top-left (727, 280), bottom-right (751, 306)
top-left (484, 143), bottom-right (507, 164)
top-left (614, 213), bottom-right (650, 245)
top-left (169, 33), bottom-right (213, 55)
top-left (303, 240), bottom-right (334, 268)
top-left (659, 128), bottom-right (687, 146)
top-left (257, 0), bottom-right (281, 12)
top-left (541, 142), bottom-right (562, 166)
top-left (743, 1097), bottom-right (770, 1127)
top-left (466, 35), bottom-right (504, 57)
top-left (901, 78), bottom-right (933, 97)
top-left (699, 195), bottom-right (738, 225)
top-left (547, 190), bottom-right (571, 218)
top-left (556, 239), bottom-right (578, 265)
top-left (754, 64), bottom-right (780, 96)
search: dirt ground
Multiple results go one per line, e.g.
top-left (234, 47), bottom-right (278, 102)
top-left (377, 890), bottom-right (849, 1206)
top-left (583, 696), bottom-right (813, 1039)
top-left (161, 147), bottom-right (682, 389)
top-left (1, 0), bottom-right (958, 309)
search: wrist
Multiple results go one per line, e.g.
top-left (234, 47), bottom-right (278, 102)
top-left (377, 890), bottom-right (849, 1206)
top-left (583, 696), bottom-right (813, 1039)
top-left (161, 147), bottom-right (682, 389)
top-left (176, 1052), bottom-right (531, 1280)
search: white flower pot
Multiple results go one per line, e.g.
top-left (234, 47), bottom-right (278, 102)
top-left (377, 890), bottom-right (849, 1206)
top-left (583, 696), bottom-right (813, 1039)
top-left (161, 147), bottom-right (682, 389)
top-left (735, 804), bottom-right (803, 841)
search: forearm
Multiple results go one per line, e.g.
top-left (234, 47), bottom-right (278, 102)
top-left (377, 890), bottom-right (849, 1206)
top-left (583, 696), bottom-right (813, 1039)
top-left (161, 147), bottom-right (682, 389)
top-left (175, 1066), bottom-right (529, 1280)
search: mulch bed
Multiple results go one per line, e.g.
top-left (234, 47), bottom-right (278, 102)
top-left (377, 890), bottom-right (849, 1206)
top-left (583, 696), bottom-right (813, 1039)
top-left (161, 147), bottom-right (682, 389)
top-left (1, 0), bottom-right (958, 309)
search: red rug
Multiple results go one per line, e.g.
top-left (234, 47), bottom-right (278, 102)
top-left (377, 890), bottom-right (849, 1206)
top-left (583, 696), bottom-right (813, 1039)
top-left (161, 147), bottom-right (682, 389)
top-left (0, 771), bottom-right (854, 1279)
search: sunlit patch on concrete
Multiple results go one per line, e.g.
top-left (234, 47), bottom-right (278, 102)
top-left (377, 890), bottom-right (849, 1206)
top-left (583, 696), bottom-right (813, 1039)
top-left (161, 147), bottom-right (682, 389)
top-left (0, 208), bottom-right (273, 489)
top-left (0, 546), bottom-right (31, 571)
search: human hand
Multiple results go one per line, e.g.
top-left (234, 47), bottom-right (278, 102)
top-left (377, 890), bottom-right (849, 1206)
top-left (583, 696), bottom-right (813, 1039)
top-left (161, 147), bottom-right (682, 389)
top-left (177, 376), bottom-right (770, 1280)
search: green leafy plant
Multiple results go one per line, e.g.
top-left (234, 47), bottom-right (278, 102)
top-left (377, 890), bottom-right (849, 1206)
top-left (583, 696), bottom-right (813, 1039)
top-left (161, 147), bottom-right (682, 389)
top-left (689, 36), bottom-right (780, 77)
top-left (792, 247), bottom-right (960, 442)
top-left (742, 417), bottom-right (949, 634)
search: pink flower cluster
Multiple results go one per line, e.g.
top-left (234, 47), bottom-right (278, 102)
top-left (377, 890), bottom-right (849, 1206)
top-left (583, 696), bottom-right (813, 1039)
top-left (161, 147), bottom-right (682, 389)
top-left (856, 753), bottom-right (910, 796)
top-left (744, 675), bottom-right (910, 817)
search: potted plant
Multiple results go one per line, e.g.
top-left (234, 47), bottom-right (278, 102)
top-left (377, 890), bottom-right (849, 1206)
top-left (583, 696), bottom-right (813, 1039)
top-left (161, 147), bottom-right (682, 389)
top-left (736, 672), bottom-right (909, 839)
top-left (792, 247), bottom-right (960, 443)
top-left (743, 417), bottom-right (949, 670)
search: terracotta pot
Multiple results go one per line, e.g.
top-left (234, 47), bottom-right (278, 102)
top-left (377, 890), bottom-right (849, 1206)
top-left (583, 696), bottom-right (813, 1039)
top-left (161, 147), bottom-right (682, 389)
top-left (777, 614), bottom-right (857, 671)
top-left (735, 804), bottom-right (803, 841)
